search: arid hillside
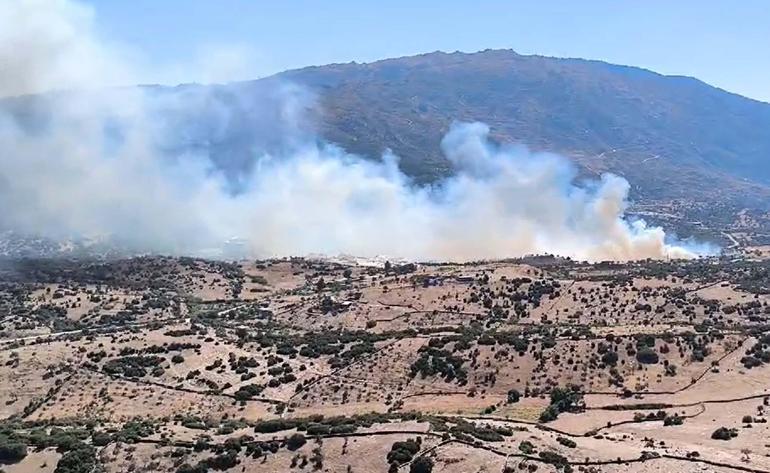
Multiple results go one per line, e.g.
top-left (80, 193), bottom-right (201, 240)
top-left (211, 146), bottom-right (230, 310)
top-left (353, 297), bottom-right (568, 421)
top-left (276, 49), bottom-right (770, 206)
top-left (2, 254), bottom-right (770, 472)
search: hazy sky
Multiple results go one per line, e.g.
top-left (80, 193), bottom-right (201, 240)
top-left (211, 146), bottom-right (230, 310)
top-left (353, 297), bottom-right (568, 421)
top-left (84, 1), bottom-right (770, 102)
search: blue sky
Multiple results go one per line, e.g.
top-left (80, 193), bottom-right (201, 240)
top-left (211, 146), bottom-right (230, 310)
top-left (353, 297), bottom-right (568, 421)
top-left (85, 0), bottom-right (770, 102)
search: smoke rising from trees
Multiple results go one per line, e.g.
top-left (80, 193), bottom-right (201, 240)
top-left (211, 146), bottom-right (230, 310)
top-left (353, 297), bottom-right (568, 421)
top-left (0, 0), bottom-right (711, 261)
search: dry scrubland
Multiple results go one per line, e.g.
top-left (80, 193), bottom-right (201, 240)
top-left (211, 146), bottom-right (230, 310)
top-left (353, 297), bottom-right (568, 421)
top-left (1, 254), bottom-right (770, 472)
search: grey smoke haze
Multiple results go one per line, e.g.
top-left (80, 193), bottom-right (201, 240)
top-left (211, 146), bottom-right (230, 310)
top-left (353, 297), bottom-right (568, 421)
top-left (0, 0), bottom-right (712, 262)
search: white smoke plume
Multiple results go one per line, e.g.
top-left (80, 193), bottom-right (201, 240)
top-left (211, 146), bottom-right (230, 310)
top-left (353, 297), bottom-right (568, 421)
top-left (0, 0), bottom-right (712, 262)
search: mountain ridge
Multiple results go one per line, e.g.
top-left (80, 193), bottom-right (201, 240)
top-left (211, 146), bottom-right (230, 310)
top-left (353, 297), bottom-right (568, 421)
top-left (3, 48), bottom-right (770, 208)
top-left (265, 49), bottom-right (770, 206)
top-left (277, 48), bottom-right (768, 105)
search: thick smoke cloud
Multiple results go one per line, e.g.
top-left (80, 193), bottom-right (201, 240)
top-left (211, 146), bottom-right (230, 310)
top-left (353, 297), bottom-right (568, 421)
top-left (0, 0), bottom-right (711, 262)
top-left (236, 123), bottom-right (706, 261)
top-left (0, 0), bottom-right (133, 96)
